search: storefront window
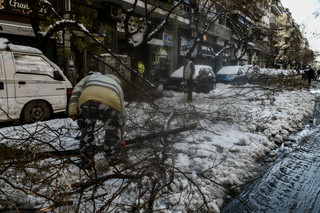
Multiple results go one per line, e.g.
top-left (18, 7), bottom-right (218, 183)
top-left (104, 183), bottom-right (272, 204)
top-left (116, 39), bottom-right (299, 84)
top-left (179, 35), bottom-right (198, 57)
top-left (151, 47), bottom-right (170, 81)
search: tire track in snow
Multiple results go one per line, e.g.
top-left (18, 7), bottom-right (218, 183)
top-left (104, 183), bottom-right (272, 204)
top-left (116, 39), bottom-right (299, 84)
top-left (221, 130), bottom-right (320, 213)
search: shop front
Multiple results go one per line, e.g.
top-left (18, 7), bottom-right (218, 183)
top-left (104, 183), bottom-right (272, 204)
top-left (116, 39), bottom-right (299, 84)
top-left (198, 43), bottom-right (215, 67)
top-left (149, 32), bottom-right (176, 82)
top-left (0, 20), bottom-right (58, 63)
top-left (0, 0), bottom-right (58, 63)
top-left (178, 35), bottom-right (198, 68)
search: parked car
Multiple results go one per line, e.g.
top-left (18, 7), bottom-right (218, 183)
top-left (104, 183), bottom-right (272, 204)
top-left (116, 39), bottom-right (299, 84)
top-left (164, 65), bottom-right (216, 93)
top-left (0, 38), bottom-right (73, 124)
top-left (216, 66), bottom-right (248, 85)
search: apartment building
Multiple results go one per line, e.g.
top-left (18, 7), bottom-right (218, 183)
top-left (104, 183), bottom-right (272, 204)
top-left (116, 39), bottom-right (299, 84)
top-left (0, 0), bottom-right (304, 82)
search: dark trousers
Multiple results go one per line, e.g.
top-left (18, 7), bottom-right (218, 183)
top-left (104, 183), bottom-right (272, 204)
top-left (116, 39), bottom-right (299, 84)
top-left (186, 79), bottom-right (194, 102)
top-left (77, 101), bottom-right (123, 158)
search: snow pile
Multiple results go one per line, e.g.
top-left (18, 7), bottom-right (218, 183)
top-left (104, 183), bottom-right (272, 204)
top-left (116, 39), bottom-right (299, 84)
top-left (0, 83), bottom-right (315, 212)
top-left (259, 68), bottom-right (296, 76)
top-left (216, 66), bottom-right (243, 74)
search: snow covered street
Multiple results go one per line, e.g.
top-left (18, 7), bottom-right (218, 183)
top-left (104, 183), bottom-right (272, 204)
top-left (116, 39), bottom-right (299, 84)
top-left (0, 82), bottom-right (317, 212)
top-left (221, 122), bottom-right (320, 213)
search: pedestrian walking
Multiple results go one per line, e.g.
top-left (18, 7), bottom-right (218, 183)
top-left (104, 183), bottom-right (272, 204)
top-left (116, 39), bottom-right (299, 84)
top-left (69, 72), bottom-right (127, 170)
top-left (183, 55), bottom-right (195, 102)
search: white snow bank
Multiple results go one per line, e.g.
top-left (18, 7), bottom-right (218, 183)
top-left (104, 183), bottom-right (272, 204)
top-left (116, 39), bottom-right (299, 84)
top-left (216, 66), bottom-right (243, 75)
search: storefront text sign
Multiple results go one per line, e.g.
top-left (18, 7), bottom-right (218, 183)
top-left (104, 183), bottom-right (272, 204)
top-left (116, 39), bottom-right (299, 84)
top-left (163, 33), bottom-right (174, 47)
top-left (0, 0), bottom-right (56, 16)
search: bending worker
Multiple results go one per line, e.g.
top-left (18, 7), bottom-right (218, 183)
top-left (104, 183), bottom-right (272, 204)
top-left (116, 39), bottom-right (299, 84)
top-left (69, 72), bottom-right (127, 170)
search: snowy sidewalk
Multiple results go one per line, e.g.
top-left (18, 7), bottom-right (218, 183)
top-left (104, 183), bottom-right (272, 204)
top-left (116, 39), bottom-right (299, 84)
top-left (0, 83), bottom-right (316, 212)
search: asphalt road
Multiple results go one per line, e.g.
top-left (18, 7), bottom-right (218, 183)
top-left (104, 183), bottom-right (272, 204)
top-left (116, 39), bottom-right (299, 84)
top-left (222, 88), bottom-right (320, 213)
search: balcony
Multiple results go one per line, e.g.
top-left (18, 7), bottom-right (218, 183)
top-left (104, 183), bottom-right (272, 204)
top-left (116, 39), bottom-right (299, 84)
top-left (210, 23), bottom-right (231, 40)
top-left (271, 3), bottom-right (282, 16)
top-left (269, 15), bottom-right (278, 28)
top-left (98, 0), bottom-right (190, 25)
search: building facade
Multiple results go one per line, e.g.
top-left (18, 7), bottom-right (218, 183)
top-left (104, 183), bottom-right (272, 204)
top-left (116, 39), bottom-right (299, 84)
top-left (0, 0), bottom-right (59, 62)
top-left (0, 0), bottom-right (308, 84)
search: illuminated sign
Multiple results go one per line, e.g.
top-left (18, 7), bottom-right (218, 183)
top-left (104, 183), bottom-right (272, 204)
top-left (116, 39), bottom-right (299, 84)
top-left (163, 33), bottom-right (174, 47)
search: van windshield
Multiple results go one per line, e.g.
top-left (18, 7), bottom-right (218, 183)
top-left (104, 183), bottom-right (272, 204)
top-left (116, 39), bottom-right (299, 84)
top-left (14, 54), bottom-right (55, 77)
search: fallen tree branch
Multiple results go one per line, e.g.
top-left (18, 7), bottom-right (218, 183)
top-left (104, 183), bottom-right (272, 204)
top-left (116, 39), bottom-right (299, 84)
top-left (1, 123), bottom-right (198, 161)
top-left (125, 122), bottom-right (198, 145)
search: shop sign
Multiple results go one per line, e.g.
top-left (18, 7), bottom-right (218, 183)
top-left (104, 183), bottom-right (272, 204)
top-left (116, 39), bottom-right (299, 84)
top-left (201, 45), bottom-right (210, 52)
top-left (0, 21), bottom-right (35, 36)
top-left (163, 33), bottom-right (174, 47)
top-left (0, 0), bottom-right (56, 16)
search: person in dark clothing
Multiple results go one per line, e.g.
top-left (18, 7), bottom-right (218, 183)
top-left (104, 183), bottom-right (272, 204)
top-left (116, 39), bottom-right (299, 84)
top-left (307, 67), bottom-right (315, 86)
top-left (183, 55), bottom-right (195, 102)
top-left (317, 70), bottom-right (320, 80)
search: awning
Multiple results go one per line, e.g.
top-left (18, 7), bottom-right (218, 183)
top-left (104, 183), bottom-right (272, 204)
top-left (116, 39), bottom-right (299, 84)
top-left (0, 20), bottom-right (35, 37)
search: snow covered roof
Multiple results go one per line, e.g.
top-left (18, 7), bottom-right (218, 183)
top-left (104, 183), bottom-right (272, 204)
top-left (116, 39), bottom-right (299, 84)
top-left (242, 64), bottom-right (253, 72)
top-left (170, 65), bottom-right (213, 78)
top-left (217, 66), bottom-right (244, 75)
top-left (0, 37), bottom-right (42, 54)
top-left (170, 66), bottom-right (184, 78)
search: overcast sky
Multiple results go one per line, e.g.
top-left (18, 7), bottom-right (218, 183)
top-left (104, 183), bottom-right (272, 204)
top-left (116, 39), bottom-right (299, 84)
top-left (281, 0), bottom-right (320, 57)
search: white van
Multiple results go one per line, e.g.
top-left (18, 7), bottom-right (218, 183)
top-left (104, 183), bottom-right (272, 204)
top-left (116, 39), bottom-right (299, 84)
top-left (0, 38), bottom-right (73, 123)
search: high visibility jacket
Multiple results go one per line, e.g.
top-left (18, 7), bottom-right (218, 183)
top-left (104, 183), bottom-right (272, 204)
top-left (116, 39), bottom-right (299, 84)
top-left (138, 62), bottom-right (145, 75)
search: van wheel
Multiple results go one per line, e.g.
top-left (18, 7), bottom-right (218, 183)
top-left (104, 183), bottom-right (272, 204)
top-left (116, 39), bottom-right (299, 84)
top-left (22, 101), bottom-right (51, 123)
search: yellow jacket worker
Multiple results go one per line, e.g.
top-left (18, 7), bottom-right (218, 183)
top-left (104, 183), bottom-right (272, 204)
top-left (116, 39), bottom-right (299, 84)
top-left (138, 60), bottom-right (145, 76)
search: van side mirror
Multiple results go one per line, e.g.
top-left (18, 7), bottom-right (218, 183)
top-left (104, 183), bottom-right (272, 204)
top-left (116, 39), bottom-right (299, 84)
top-left (53, 71), bottom-right (64, 81)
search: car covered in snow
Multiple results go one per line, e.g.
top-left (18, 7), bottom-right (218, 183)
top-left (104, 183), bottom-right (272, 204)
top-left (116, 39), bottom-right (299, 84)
top-left (216, 66), bottom-right (247, 85)
top-left (0, 38), bottom-right (73, 124)
top-left (243, 65), bottom-right (262, 83)
top-left (164, 65), bottom-right (216, 93)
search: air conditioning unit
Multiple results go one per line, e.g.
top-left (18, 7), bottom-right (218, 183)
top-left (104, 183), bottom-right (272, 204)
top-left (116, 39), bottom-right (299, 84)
top-left (111, 5), bottom-right (122, 20)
